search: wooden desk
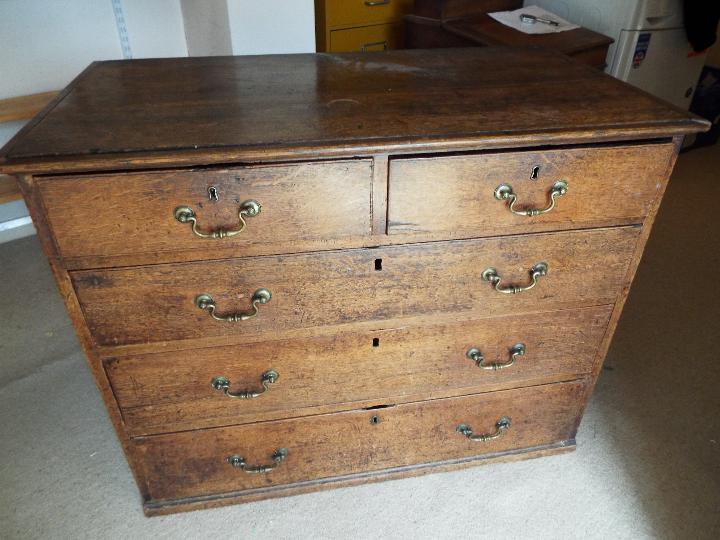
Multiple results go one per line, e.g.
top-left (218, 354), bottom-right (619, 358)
top-left (405, 0), bottom-right (613, 70)
top-left (444, 14), bottom-right (613, 69)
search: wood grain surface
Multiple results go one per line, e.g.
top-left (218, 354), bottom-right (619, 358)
top-left (0, 91), bottom-right (59, 123)
top-left (389, 143), bottom-right (673, 239)
top-left (39, 160), bottom-right (372, 260)
top-left (444, 14), bottom-right (613, 57)
top-left (108, 305), bottom-right (611, 435)
top-left (135, 380), bottom-right (586, 502)
top-left (72, 227), bottom-right (639, 348)
top-left (0, 48), bottom-right (706, 175)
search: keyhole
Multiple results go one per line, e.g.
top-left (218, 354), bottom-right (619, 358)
top-left (208, 186), bottom-right (219, 201)
top-left (530, 166), bottom-right (540, 180)
top-left (370, 415), bottom-right (379, 425)
top-left (374, 258), bottom-right (382, 271)
top-left (372, 337), bottom-right (380, 347)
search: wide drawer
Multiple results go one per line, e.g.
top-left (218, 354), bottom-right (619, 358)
top-left (324, 0), bottom-right (414, 28)
top-left (38, 160), bottom-right (372, 263)
top-left (388, 143), bottom-right (674, 239)
top-left (135, 380), bottom-right (585, 502)
top-left (109, 306), bottom-right (611, 435)
top-left (73, 227), bottom-right (639, 348)
top-left (330, 23), bottom-right (404, 52)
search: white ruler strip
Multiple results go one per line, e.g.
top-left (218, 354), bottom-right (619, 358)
top-left (111, 0), bottom-right (133, 59)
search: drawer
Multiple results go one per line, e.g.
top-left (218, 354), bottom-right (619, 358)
top-left (109, 306), bottom-right (611, 435)
top-left (38, 160), bottom-right (372, 263)
top-left (325, 0), bottom-right (414, 28)
top-left (73, 227), bottom-right (638, 348)
top-left (388, 143), bottom-right (674, 239)
top-left (330, 22), bottom-right (404, 52)
top-left (135, 380), bottom-right (585, 502)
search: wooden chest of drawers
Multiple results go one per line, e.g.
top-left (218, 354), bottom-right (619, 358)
top-left (0, 48), bottom-right (707, 515)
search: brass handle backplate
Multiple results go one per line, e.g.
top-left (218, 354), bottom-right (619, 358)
top-left (195, 288), bottom-right (271, 322)
top-left (481, 262), bottom-right (548, 294)
top-left (494, 180), bottom-right (568, 216)
top-left (211, 370), bottom-right (279, 399)
top-left (174, 199), bottom-right (261, 238)
top-left (456, 417), bottom-right (511, 442)
top-left (226, 448), bottom-right (288, 474)
top-left (467, 343), bottom-right (525, 371)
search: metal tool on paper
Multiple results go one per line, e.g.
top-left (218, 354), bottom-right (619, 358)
top-left (519, 13), bottom-right (560, 26)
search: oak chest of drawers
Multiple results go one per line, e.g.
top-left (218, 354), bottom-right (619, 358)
top-left (0, 48), bottom-right (707, 515)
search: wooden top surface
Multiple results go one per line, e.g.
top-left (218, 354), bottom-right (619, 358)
top-left (444, 14), bottom-right (613, 54)
top-left (0, 47), bottom-right (707, 174)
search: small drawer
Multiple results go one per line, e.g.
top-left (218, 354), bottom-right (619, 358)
top-left (330, 22), bottom-right (404, 52)
top-left (109, 306), bottom-right (611, 435)
top-left (73, 227), bottom-right (638, 348)
top-left (38, 160), bottom-right (372, 264)
top-left (325, 0), bottom-right (413, 28)
top-left (388, 143), bottom-right (674, 240)
top-left (134, 380), bottom-right (585, 503)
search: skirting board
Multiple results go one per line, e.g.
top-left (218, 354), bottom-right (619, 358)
top-left (0, 215), bottom-right (35, 243)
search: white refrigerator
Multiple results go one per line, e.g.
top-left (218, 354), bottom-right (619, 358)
top-left (527, 0), bottom-right (708, 109)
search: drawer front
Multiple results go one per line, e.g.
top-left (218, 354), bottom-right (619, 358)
top-left (325, 0), bottom-right (414, 28)
top-left (73, 227), bottom-right (639, 347)
top-left (109, 306), bottom-right (611, 435)
top-left (135, 380), bottom-right (585, 502)
top-left (330, 22), bottom-right (404, 52)
top-left (39, 160), bottom-right (372, 262)
top-left (388, 143), bottom-right (674, 239)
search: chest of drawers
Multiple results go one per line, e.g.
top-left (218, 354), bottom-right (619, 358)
top-left (0, 48), bottom-right (707, 515)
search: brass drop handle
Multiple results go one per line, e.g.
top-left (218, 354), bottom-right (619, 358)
top-left (467, 343), bottom-right (525, 371)
top-left (456, 417), bottom-right (511, 442)
top-left (226, 448), bottom-right (288, 474)
top-left (195, 288), bottom-right (271, 322)
top-left (173, 199), bottom-right (261, 238)
top-left (211, 370), bottom-right (278, 399)
top-left (481, 262), bottom-right (548, 294)
top-left (494, 180), bottom-right (568, 216)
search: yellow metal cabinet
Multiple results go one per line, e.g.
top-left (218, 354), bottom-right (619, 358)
top-left (315, 0), bottom-right (413, 52)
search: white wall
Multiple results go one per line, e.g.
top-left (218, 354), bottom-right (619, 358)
top-left (123, 0), bottom-right (188, 59)
top-left (0, 0), bottom-right (187, 101)
top-left (181, 0), bottom-right (233, 56)
top-left (227, 0), bottom-right (315, 55)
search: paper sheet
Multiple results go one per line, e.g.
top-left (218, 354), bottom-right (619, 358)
top-left (488, 5), bottom-right (580, 34)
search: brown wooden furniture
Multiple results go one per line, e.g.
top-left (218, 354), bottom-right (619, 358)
top-left (315, 0), bottom-right (414, 52)
top-left (0, 49), bottom-right (707, 516)
top-left (0, 91), bottom-right (59, 204)
top-left (405, 0), bottom-right (613, 69)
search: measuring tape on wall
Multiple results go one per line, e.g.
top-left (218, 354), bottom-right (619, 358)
top-left (111, 0), bottom-right (133, 59)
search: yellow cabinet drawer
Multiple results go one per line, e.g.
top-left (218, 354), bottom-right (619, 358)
top-left (325, 0), bottom-right (413, 28)
top-left (330, 22), bottom-right (404, 52)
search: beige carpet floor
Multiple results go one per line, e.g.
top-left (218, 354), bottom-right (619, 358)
top-left (1, 144), bottom-right (718, 540)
